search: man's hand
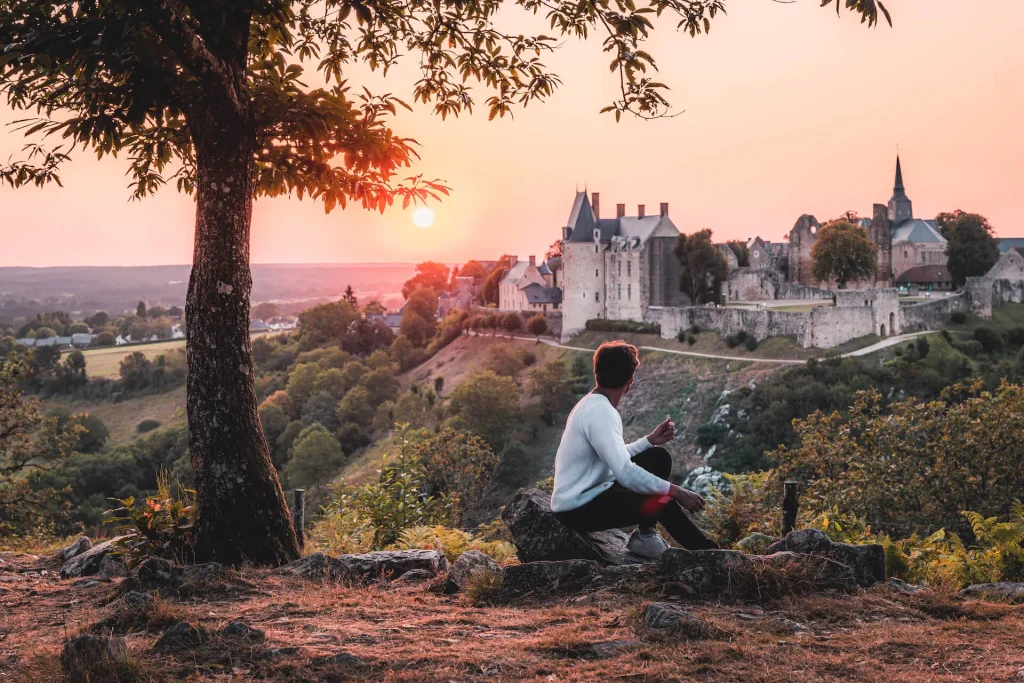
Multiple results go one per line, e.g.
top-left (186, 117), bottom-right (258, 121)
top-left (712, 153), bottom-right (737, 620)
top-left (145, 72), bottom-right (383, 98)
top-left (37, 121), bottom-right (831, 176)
top-left (647, 416), bottom-right (676, 446)
top-left (670, 485), bottom-right (706, 512)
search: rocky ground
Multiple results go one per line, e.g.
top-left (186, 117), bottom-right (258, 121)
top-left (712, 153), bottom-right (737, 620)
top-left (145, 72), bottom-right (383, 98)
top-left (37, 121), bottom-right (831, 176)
top-left (3, 510), bottom-right (1024, 682)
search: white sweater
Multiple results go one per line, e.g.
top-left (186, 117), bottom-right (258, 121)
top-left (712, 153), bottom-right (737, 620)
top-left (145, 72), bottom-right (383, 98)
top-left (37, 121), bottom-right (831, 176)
top-left (550, 392), bottom-right (671, 512)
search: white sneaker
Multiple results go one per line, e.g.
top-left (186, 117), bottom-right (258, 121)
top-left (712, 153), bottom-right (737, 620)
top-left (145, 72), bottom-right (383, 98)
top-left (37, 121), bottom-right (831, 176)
top-left (626, 529), bottom-right (670, 559)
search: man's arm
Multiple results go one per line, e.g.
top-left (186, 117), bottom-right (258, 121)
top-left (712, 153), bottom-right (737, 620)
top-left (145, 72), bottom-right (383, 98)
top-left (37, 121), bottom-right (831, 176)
top-left (585, 411), bottom-right (670, 496)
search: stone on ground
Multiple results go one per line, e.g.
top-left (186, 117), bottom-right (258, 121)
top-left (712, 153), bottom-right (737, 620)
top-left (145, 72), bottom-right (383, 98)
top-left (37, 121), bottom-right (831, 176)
top-left (311, 652), bottom-right (361, 667)
top-left (60, 634), bottom-right (129, 683)
top-left (337, 549), bottom-right (449, 579)
top-left (439, 550), bottom-right (503, 594)
top-left (499, 559), bottom-right (597, 598)
top-left (153, 622), bottom-right (210, 652)
top-left (219, 621), bottom-right (266, 643)
top-left (122, 591), bottom-right (154, 611)
top-left (393, 568), bottom-right (435, 584)
top-left (735, 532), bottom-right (778, 554)
top-left (959, 582), bottom-right (1024, 603)
top-left (643, 603), bottom-right (705, 637)
top-left (660, 548), bottom-right (857, 596)
top-left (277, 552), bottom-right (350, 580)
top-left (766, 529), bottom-right (885, 586)
top-left (58, 536), bottom-right (92, 562)
top-left (501, 489), bottom-right (647, 565)
top-left (59, 537), bottom-right (129, 579)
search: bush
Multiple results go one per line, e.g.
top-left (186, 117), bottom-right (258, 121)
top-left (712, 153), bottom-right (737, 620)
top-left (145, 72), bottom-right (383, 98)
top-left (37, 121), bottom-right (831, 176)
top-left (584, 319), bottom-right (660, 334)
top-left (686, 333), bottom-right (696, 346)
top-left (954, 340), bottom-right (983, 358)
top-left (725, 334), bottom-right (740, 349)
top-left (412, 429), bottom-right (500, 525)
top-left (690, 324), bottom-right (700, 335)
top-left (744, 336), bottom-right (758, 352)
top-left (736, 330), bottom-right (748, 343)
top-left (1007, 327), bottom-right (1024, 348)
top-left (950, 311), bottom-right (967, 324)
top-left (521, 350), bottom-right (537, 367)
top-left (915, 337), bottom-right (930, 359)
top-left (939, 329), bottom-right (952, 342)
top-left (973, 326), bottom-right (1004, 354)
top-left (394, 525), bottom-right (515, 563)
top-left (893, 346), bottom-right (903, 357)
top-left (677, 329), bottom-right (687, 343)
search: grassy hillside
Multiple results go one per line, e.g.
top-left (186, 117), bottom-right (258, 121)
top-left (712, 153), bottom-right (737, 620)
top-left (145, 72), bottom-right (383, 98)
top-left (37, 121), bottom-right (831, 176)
top-left (47, 385), bottom-right (186, 445)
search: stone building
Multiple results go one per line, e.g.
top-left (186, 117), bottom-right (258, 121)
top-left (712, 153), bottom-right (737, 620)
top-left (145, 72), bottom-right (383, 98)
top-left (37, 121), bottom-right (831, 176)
top-left (560, 192), bottom-right (684, 339)
top-left (788, 157), bottom-right (945, 288)
top-left (498, 255), bottom-right (561, 313)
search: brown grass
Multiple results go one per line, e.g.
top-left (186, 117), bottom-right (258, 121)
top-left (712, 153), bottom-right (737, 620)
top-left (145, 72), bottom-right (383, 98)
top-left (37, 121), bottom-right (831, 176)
top-left (3, 550), bottom-right (1024, 682)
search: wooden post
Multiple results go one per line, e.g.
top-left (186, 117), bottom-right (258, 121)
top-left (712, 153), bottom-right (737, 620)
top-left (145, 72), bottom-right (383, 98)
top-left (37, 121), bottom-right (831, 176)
top-left (293, 489), bottom-right (306, 550)
top-left (781, 481), bottom-right (799, 537)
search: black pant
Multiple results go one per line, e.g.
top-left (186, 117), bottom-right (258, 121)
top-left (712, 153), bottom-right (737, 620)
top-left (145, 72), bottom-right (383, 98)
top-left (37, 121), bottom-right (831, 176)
top-left (555, 447), bottom-right (718, 550)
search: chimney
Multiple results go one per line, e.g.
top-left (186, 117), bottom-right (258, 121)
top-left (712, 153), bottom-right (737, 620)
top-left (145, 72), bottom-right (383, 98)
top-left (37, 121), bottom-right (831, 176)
top-left (529, 255), bottom-right (536, 266)
top-left (508, 255), bottom-right (518, 267)
top-left (591, 192), bottom-right (600, 220)
top-left (660, 202), bottom-right (669, 217)
top-left (638, 204), bottom-right (646, 218)
top-left (616, 203), bottom-right (626, 218)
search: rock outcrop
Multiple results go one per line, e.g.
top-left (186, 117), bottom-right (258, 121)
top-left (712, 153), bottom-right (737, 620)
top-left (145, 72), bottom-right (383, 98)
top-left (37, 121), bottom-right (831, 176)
top-left (59, 537), bottom-right (128, 579)
top-left (153, 622), bottom-right (210, 652)
top-left (500, 559), bottom-right (598, 598)
top-left (959, 582), bottom-right (1024, 603)
top-left (277, 552), bottom-right (350, 580)
top-left (660, 548), bottom-right (857, 597)
top-left (643, 603), bottom-right (705, 637)
top-left (439, 550), bottom-right (503, 594)
top-left (338, 549), bottom-right (449, 579)
top-left (501, 489), bottom-right (646, 565)
top-left (765, 529), bottom-right (885, 586)
top-left (58, 537), bottom-right (93, 562)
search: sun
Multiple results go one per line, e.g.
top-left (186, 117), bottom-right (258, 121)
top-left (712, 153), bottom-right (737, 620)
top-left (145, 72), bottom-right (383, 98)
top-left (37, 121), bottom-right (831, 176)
top-left (412, 206), bottom-right (435, 228)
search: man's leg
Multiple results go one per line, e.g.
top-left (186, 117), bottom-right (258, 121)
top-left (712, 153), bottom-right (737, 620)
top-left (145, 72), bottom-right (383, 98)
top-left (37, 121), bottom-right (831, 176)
top-left (630, 446), bottom-right (718, 550)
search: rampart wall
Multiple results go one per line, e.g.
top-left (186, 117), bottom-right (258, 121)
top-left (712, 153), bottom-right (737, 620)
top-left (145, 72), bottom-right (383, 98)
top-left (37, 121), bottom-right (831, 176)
top-left (900, 295), bottom-right (965, 333)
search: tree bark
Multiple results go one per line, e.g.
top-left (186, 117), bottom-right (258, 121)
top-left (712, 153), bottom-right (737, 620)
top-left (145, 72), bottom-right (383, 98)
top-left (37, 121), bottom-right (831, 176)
top-left (185, 102), bottom-right (299, 567)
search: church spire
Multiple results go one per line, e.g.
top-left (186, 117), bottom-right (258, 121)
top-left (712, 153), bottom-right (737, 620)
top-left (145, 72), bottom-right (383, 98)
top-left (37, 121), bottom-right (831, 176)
top-left (888, 154), bottom-right (912, 224)
top-left (894, 155), bottom-right (905, 192)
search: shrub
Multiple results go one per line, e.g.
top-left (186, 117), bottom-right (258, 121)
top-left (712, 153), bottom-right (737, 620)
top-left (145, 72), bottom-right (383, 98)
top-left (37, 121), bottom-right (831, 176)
top-left (939, 329), bottom-right (952, 342)
top-left (973, 326), bottom-right (1004, 354)
top-left (686, 334), bottom-right (696, 346)
top-left (393, 525), bottom-right (515, 563)
top-left (725, 335), bottom-right (740, 349)
top-left (584, 319), bottom-right (660, 334)
top-left (915, 337), bottom-right (930, 359)
top-left (736, 330), bottom-right (748, 343)
top-left (1007, 326), bottom-right (1024, 348)
top-left (950, 311), bottom-right (967, 324)
top-left (696, 471), bottom-right (780, 548)
top-left (521, 350), bottom-right (537, 367)
top-left (105, 469), bottom-right (196, 565)
top-left (413, 429), bottom-right (500, 525)
top-left (696, 422), bottom-right (729, 449)
top-left (893, 346), bottom-right (903, 357)
top-left (954, 340), bottom-right (983, 358)
top-left (690, 324), bottom-right (700, 335)
top-left (677, 329), bottom-right (687, 343)
top-left (744, 336), bottom-right (758, 352)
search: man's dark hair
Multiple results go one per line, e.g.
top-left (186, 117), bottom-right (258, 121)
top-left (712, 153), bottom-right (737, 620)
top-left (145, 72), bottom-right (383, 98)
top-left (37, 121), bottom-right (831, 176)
top-left (593, 341), bottom-right (640, 389)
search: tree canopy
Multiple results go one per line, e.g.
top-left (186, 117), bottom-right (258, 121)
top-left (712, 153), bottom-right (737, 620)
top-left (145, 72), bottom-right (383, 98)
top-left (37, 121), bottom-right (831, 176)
top-left (675, 229), bottom-right (728, 305)
top-left (810, 220), bottom-right (877, 289)
top-left (941, 211), bottom-right (1000, 286)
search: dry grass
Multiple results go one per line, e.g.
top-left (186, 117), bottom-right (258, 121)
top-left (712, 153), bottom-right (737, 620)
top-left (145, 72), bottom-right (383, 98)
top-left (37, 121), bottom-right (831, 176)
top-left (3, 550), bottom-right (1024, 682)
top-left (45, 385), bottom-right (186, 446)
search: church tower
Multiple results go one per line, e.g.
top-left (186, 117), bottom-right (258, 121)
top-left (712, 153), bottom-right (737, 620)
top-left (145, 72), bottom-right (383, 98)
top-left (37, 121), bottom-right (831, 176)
top-left (887, 155), bottom-right (913, 224)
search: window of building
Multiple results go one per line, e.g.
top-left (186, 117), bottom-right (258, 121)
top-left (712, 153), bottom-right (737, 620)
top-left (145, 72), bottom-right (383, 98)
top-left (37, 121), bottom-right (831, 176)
top-left (595, 291), bottom-right (600, 302)
top-left (617, 284), bottom-right (622, 300)
top-left (595, 269), bottom-right (599, 277)
top-left (583, 292), bottom-right (586, 299)
top-left (628, 283), bottom-right (632, 300)
top-left (618, 260), bottom-right (621, 276)
top-left (627, 261), bottom-right (631, 277)
top-left (595, 245), bottom-right (598, 253)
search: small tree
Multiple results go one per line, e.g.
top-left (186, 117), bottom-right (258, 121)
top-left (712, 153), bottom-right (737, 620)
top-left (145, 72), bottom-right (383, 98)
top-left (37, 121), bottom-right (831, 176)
top-left (675, 229), bottom-right (728, 305)
top-left (810, 220), bottom-right (877, 289)
top-left (136, 302), bottom-right (147, 320)
top-left (529, 360), bottom-right (575, 426)
top-left (727, 240), bottom-right (750, 267)
top-left (342, 285), bottom-right (359, 309)
top-left (527, 315), bottom-right (548, 342)
top-left (942, 212), bottom-right (1000, 287)
top-left (502, 312), bottom-right (523, 338)
top-left (413, 428), bottom-right (500, 525)
top-left (447, 371), bottom-right (519, 447)
top-left (285, 424), bottom-right (344, 491)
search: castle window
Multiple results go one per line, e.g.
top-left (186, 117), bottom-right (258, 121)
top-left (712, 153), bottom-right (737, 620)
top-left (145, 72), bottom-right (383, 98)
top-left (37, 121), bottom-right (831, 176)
top-left (595, 245), bottom-right (598, 253)
top-left (627, 261), bottom-right (631, 277)
top-left (583, 292), bottom-right (586, 299)
top-left (628, 284), bottom-right (632, 300)
top-left (617, 284), bottom-right (622, 300)
top-left (618, 260), bottom-right (621, 276)
top-left (904, 250), bottom-right (908, 259)
top-left (595, 291), bottom-right (600, 302)
top-left (595, 269), bottom-right (599, 277)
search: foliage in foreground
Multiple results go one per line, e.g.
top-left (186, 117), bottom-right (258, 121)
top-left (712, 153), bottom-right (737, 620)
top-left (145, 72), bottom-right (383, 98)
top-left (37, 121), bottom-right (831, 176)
top-left (698, 471), bottom-right (1024, 590)
top-left (772, 380), bottom-right (1024, 537)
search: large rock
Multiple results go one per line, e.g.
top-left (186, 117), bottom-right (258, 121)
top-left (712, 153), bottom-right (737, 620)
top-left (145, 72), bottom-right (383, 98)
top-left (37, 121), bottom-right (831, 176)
top-left (439, 550), bottom-right (503, 594)
top-left (60, 537), bottom-right (129, 579)
top-left (499, 559), bottom-right (597, 598)
top-left (60, 635), bottom-right (129, 683)
top-left (58, 537), bottom-right (93, 562)
top-left (277, 552), bottom-right (350, 580)
top-left (337, 549), bottom-right (449, 579)
top-left (219, 621), bottom-right (266, 643)
top-left (959, 582), bottom-right (1024, 603)
top-left (766, 529), bottom-right (885, 586)
top-left (501, 489), bottom-right (646, 565)
top-left (659, 548), bottom-right (857, 597)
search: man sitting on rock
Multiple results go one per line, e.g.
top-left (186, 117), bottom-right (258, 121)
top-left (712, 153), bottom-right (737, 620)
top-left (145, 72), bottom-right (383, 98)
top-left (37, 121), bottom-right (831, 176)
top-left (551, 341), bottom-right (718, 559)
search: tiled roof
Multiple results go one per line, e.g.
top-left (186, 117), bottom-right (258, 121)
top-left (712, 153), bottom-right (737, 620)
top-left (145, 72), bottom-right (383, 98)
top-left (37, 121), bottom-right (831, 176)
top-left (996, 238), bottom-right (1024, 254)
top-left (523, 283), bottom-right (562, 304)
top-left (892, 219), bottom-right (945, 244)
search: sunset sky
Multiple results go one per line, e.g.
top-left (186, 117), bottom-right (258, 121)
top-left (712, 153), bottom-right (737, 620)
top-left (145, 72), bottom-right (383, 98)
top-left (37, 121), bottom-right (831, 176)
top-left (1, 0), bottom-right (1022, 268)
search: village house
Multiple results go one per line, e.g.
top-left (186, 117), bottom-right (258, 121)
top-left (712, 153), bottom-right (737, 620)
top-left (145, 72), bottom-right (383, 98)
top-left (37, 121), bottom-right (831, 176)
top-left (498, 255), bottom-right (562, 313)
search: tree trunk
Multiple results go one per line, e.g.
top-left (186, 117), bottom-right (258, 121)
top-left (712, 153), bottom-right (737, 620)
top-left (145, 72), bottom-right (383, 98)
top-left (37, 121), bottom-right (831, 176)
top-left (185, 103), bottom-right (299, 567)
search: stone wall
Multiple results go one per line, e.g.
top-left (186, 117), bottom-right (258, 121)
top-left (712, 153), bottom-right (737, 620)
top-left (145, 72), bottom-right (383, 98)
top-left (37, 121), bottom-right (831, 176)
top-left (726, 270), bottom-right (778, 302)
top-left (776, 283), bottom-right (833, 300)
top-left (966, 277), bottom-right (994, 318)
top-left (645, 306), bottom-right (808, 345)
top-left (992, 279), bottom-right (1024, 306)
top-left (804, 306), bottom-right (875, 348)
top-left (900, 295), bottom-right (965, 333)
top-left (560, 242), bottom-right (606, 340)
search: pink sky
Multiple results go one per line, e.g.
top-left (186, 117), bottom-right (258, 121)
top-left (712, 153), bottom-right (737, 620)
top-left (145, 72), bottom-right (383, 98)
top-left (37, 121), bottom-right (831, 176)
top-left (1, 0), bottom-right (1022, 267)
